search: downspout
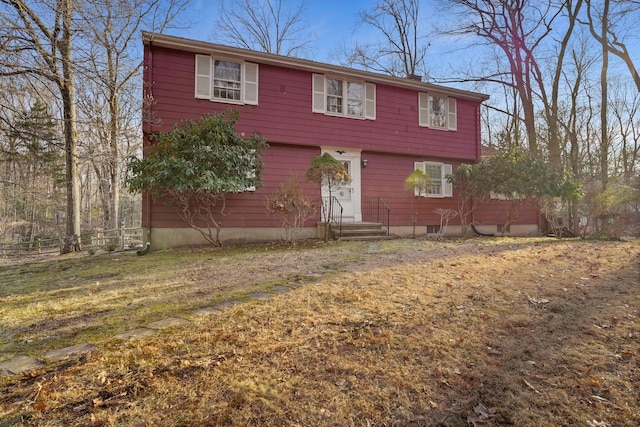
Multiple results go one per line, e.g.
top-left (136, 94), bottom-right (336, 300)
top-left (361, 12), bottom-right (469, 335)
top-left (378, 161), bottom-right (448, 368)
top-left (138, 36), bottom-right (153, 255)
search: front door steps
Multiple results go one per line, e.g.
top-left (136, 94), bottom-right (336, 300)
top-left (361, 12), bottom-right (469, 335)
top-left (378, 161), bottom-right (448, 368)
top-left (330, 222), bottom-right (394, 241)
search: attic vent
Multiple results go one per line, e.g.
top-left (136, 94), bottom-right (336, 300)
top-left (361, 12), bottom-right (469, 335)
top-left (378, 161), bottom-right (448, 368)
top-left (407, 74), bottom-right (422, 81)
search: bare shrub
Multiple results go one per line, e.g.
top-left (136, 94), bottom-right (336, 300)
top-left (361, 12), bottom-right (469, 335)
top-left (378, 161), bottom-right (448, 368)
top-left (266, 173), bottom-right (316, 245)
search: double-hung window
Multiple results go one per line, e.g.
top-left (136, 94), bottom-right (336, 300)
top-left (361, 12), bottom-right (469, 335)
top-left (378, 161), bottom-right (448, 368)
top-left (213, 60), bottom-right (241, 101)
top-left (346, 81), bottom-right (364, 116)
top-left (313, 74), bottom-right (375, 120)
top-left (418, 93), bottom-right (457, 130)
top-left (326, 78), bottom-right (343, 113)
top-left (413, 161), bottom-right (453, 197)
top-left (195, 54), bottom-right (259, 105)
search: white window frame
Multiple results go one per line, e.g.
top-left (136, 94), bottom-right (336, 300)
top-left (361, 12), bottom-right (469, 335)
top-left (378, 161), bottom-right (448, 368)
top-left (418, 93), bottom-right (457, 130)
top-left (413, 161), bottom-right (453, 198)
top-left (213, 59), bottom-right (242, 101)
top-left (346, 81), bottom-right (364, 117)
top-left (326, 77), bottom-right (343, 114)
top-left (195, 54), bottom-right (258, 105)
top-left (313, 74), bottom-right (375, 120)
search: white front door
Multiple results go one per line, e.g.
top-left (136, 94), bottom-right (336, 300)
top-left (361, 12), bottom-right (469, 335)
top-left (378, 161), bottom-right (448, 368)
top-left (321, 148), bottom-right (362, 222)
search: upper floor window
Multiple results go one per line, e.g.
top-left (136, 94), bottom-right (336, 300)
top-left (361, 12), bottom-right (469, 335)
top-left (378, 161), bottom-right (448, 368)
top-left (326, 78), bottom-right (343, 114)
top-left (413, 161), bottom-right (453, 198)
top-left (347, 81), bottom-right (364, 116)
top-left (418, 93), bottom-right (457, 130)
top-left (213, 60), bottom-right (241, 101)
top-left (195, 54), bottom-right (258, 105)
top-left (313, 74), bottom-right (375, 120)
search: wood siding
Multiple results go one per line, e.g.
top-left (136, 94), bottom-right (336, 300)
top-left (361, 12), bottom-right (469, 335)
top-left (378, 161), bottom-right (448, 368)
top-left (474, 198), bottom-right (539, 226)
top-left (362, 151), bottom-right (483, 227)
top-left (145, 46), bottom-right (481, 161)
top-left (145, 143), bottom-right (320, 228)
top-left (142, 42), bottom-right (540, 232)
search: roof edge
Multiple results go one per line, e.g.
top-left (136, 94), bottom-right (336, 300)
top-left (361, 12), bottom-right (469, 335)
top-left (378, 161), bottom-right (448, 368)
top-left (142, 31), bottom-right (490, 102)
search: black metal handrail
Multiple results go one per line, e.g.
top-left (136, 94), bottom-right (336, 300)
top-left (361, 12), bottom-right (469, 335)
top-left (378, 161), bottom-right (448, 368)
top-left (362, 196), bottom-right (390, 235)
top-left (321, 196), bottom-right (343, 238)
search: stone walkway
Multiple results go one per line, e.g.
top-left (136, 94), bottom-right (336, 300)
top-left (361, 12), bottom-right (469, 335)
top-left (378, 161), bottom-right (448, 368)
top-left (0, 267), bottom-right (342, 377)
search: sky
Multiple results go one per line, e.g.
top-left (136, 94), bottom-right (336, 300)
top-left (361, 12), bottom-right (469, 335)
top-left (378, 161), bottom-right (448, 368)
top-left (162, 0), bottom-right (640, 96)
top-left (165, 0), bottom-right (416, 63)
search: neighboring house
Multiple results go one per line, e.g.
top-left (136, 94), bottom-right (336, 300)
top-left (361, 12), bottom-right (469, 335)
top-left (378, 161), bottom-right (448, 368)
top-left (141, 32), bottom-right (540, 249)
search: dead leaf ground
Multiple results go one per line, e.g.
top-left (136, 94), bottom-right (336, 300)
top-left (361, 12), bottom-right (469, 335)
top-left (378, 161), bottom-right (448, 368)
top-left (1, 237), bottom-right (639, 426)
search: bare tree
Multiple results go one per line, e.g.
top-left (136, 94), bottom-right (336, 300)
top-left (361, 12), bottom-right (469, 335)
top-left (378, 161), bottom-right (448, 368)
top-left (555, 38), bottom-right (598, 233)
top-left (584, 0), bottom-right (640, 92)
top-left (441, 0), bottom-right (568, 155)
top-left (0, 0), bottom-right (82, 253)
top-left (538, 0), bottom-right (584, 169)
top-left (214, 0), bottom-right (312, 56)
top-left (0, 0), bottom-right (190, 251)
top-left (583, 0), bottom-right (640, 182)
top-left (586, 0), bottom-right (612, 182)
top-left (610, 83), bottom-right (640, 180)
top-left (340, 0), bottom-right (428, 78)
top-left (76, 0), bottom-right (189, 230)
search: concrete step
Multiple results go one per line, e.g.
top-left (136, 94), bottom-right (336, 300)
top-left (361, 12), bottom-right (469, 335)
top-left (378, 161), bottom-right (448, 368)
top-left (338, 228), bottom-right (388, 237)
top-left (338, 222), bottom-right (384, 230)
top-left (339, 234), bottom-right (399, 241)
top-left (330, 222), bottom-right (391, 241)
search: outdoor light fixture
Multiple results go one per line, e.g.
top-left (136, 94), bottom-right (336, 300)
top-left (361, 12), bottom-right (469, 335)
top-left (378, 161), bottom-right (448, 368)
top-left (362, 158), bottom-right (368, 168)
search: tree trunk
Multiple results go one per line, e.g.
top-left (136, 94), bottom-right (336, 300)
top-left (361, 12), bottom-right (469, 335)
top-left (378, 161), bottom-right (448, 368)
top-left (109, 93), bottom-right (120, 230)
top-left (545, 0), bottom-right (583, 170)
top-left (60, 0), bottom-right (81, 253)
top-left (599, 0), bottom-right (609, 184)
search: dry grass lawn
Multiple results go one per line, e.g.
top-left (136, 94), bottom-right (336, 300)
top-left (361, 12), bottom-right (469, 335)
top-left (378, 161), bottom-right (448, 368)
top-left (1, 237), bottom-right (639, 426)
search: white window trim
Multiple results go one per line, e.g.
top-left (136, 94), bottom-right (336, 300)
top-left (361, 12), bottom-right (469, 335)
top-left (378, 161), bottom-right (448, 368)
top-left (418, 93), bottom-right (457, 131)
top-left (413, 161), bottom-right (453, 198)
top-left (312, 74), bottom-right (375, 120)
top-left (195, 54), bottom-right (258, 105)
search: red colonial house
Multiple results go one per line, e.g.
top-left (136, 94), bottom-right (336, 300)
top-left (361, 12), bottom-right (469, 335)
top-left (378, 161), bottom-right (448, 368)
top-left (141, 32), bottom-right (539, 249)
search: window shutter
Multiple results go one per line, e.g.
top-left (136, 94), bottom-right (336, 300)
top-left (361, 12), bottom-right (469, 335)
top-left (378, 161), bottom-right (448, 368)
top-left (195, 55), bottom-right (211, 99)
top-left (418, 93), bottom-right (429, 127)
top-left (447, 98), bottom-right (457, 130)
top-left (243, 62), bottom-right (259, 105)
top-left (365, 83), bottom-right (376, 119)
top-left (413, 161), bottom-right (424, 196)
top-left (312, 74), bottom-right (325, 113)
top-left (442, 164), bottom-right (453, 197)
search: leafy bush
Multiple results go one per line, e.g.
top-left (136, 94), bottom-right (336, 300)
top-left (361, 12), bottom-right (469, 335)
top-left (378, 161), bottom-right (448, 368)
top-left (127, 111), bottom-right (268, 246)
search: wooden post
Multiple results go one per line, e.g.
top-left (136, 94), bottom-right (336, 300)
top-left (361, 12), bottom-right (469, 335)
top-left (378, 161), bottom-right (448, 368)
top-left (120, 224), bottom-right (125, 250)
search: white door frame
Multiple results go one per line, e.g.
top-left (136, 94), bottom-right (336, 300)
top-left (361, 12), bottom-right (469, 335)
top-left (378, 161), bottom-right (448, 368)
top-left (320, 146), bottom-right (362, 222)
